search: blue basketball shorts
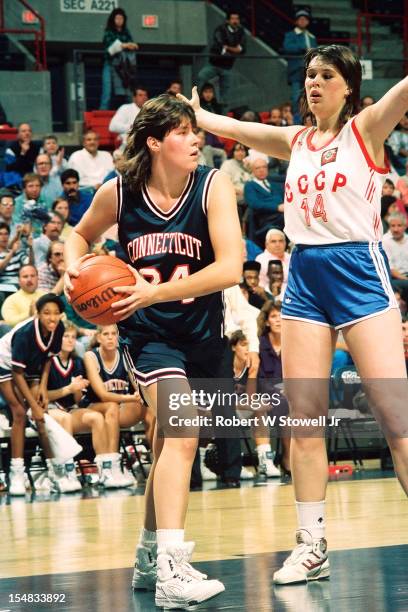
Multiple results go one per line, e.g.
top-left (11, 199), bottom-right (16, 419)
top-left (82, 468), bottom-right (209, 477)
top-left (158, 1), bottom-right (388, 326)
top-left (0, 365), bottom-right (12, 383)
top-left (281, 241), bottom-right (398, 329)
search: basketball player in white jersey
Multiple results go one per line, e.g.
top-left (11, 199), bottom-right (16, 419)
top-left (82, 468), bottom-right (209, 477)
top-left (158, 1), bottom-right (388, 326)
top-left (180, 44), bottom-right (408, 584)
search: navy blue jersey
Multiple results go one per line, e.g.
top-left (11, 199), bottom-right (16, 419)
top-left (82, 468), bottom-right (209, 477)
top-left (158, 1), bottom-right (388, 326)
top-left (10, 318), bottom-right (64, 379)
top-left (82, 347), bottom-right (130, 405)
top-left (233, 365), bottom-right (249, 398)
top-left (116, 166), bottom-right (224, 345)
top-left (48, 355), bottom-right (85, 410)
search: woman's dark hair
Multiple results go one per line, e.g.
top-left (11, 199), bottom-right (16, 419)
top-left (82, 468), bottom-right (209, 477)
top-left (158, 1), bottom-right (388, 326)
top-left (105, 8), bottom-right (127, 31)
top-left (229, 142), bottom-right (249, 159)
top-left (257, 300), bottom-right (281, 337)
top-left (119, 94), bottom-right (197, 193)
top-left (299, 45), bottom-right (362, 127)
top-left (0, 222), bottom-right (10, 234)
top-left (229, 330), bottom-right (247, 348)
top-left (199, 83), bottom-right (216, 97)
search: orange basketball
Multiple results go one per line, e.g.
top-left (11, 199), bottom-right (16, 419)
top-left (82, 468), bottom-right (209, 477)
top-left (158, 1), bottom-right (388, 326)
top-left (70, 255), bottom-right (136, 325)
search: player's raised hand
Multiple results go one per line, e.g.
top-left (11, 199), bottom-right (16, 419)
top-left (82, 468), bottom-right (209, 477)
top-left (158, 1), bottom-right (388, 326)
top-left (176, 86), bottom-right (200, 112)
top-left (63, 253), bottom-right (96, 300)
top-left (111, 266), bottom-right (158, 320)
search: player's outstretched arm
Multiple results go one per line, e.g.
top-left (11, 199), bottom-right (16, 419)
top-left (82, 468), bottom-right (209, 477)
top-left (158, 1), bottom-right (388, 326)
top-left (355, 75), bottom-right (408, 161)
top-left (178, 87), bottom-right (301, 161)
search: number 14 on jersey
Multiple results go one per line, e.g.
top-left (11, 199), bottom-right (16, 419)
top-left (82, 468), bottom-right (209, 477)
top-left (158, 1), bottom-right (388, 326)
top-left (300, 194), bottom-right (328, 227)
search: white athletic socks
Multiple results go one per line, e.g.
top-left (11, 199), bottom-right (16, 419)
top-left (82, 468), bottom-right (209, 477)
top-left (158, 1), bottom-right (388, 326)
top-left (139, 528), bottom-right (157, 547)
top-left (256, 443), bottom-right (272, 453)
top-left (156, 529), bottom-right (184, 550)
top-left (296, 500), bottom-right (326, 540)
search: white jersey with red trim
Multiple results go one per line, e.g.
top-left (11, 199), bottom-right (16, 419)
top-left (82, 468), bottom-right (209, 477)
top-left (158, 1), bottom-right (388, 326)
top-left (284, 117), bottom-right (389, 245)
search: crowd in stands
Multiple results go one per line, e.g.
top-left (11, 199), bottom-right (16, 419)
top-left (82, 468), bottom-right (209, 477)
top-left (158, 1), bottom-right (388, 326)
top-left (0, 7), bottom-right (407, 496)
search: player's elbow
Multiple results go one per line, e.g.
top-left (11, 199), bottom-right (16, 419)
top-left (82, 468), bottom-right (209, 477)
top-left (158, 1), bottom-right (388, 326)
top-left (222, 260), bottom-right (242, 288)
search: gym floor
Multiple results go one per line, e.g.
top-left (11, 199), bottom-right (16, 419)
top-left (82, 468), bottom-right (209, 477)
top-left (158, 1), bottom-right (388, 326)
top-left (1, 468), bottom-right (407, 612)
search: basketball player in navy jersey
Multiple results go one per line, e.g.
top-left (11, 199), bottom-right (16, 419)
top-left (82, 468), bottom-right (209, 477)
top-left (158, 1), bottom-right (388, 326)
top-left (64, 95), bottom-right (242, 608)
top-left (82, 324), bottom-right (144, 488)
top-left (180, 44), bottom-right (408, 585)
top-left (0, 293), bottom-right (65, 495)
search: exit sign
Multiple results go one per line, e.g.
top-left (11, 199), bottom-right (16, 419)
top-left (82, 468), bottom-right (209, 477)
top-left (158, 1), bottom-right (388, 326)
top-left (142, 14), bottom-right (158, 28)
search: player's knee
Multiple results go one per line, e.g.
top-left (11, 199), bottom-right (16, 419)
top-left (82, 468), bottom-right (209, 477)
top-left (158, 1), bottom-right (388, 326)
top-left (89, 412), bottom-right (104, 428)
top-left (104, 402), bottom-right (119, 419)
top-left (168, 437), bottom-right (198, 457)
top-left (10, 404), bottom-right (26, 425)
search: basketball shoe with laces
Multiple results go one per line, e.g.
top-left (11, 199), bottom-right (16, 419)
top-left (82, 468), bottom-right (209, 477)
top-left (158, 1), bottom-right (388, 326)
top-left (155, 542), bottom-right (224, 609)
top-left (273, 529), bottom-right (330, 584)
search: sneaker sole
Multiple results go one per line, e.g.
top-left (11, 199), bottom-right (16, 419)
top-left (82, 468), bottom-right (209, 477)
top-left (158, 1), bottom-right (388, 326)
top-left (273, 565), bottom-right (330, 585)
top-left (155, 583), bottom-right (225, 609)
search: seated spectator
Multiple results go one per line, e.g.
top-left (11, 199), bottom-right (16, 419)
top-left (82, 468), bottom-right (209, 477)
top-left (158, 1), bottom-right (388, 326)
top-left (280, 102), bottom-right (294, 126)
top-left (1, 264), bottom-right (44, 327)
top-left (14, 173), bottom-right (47, 235)
top-left (103, 149), bottom-right (123, 183)
top-left (394, 289), bottom-right (407, 317)
top-left (166, 80), bottom-right (183, 96)
top-left (396, 162), bottom-right (408, 211)
top-left (387, 115), bottom-right (408, 175)
top-left (35, 153), bottom-right (62, 208)
top-left (52, 198), bottom-right (74, 240)
top-left (4, 123), bottom-right (40, 186)
top-left (68, 131), bottom-right (113, 190)
top-left (256, 229), bottom-right (291, 289)
top-left (244, 159), bottom-right (285, 246)
top-left (265, 260), bottom-right (285, 301)
top-left (60, 169), bottom-right (93, 226)
top-left (46, 322), bottom-right (102, 492)
top-left (256, 301), bottom-right (290, 476)
top-left (265, 107), bottom-right (283, 126)
top-left (220, 143), bottom-right (251, 217)
top-left (82, 325), bottom-right (148, 486)
top-left (242, 260), bottom-right (268, 309)
top-left (360, 95), bottom-right (375, 110)
top-left (33, 212), bottom-right (64, 267)
top-left (383, 212), bottom-right (408, 300)
top-left (0, 222), bottom-right (33, 306)
top-left (196, 130), bottom-right (226, 168)
top-left (199, 82), bottom-right (223, 115)
top-left (108, 85), bottom-right (149, 146)
top-left (41, 134), bottom-right (68, 177)
top-left (38, 241), bottom-right (65, 295)
top-left (0, 192), bottom-right (17, 237)
top-left (0, 293), bottom-right (65, 495)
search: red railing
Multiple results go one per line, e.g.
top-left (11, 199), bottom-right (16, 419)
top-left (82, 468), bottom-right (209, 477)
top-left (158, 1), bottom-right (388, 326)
top-left (0, 0), bottom-right (46, 70)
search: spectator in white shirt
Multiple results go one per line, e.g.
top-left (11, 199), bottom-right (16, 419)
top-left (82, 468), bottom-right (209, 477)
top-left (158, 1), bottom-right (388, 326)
top-left (109, 86), bottom-right (149, 146)
top-left (383, 212), bottom-right (408, 300)
top-left (256, 228), bottom-right (291, 289)
top-left (68, 131), bottom-right (113, 190)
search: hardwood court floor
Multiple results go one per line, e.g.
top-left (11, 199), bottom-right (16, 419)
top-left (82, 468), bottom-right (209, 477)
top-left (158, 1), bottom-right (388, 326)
top-left (0, 472), bottom-right (407, 611)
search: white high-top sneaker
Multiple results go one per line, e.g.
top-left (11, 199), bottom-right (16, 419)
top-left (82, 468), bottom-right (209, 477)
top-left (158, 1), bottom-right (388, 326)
top-left (132, 543), bottom-right (157, 591)
top-left (46, 460), bottom-right (70, 493)
top-left (257, 448), bottom-right (281, 478)
top-left (111, 453), bottom-right (134, 488)
top-left (8, 459), bottom-right (26, 496)
top-left (95, 455), bottom-right (119, 489)
top-left (64, 461), bottom-right (82, 492)
top-left (199, 447), bottom-right (217, 481)
top-left (155, 542), bottom-right (224, 610)
top-left (273, 529), bottom-right (330, 584)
